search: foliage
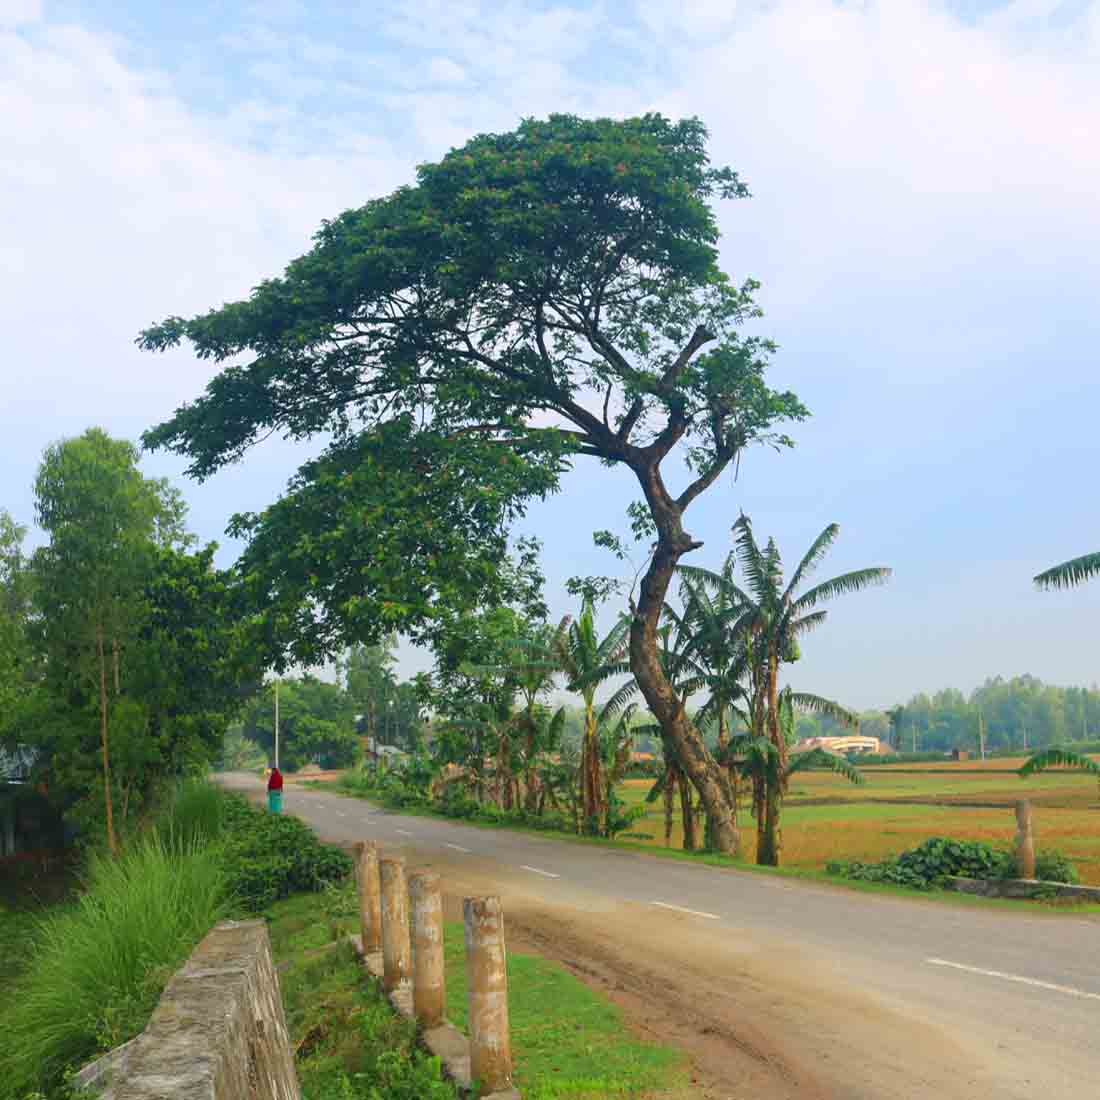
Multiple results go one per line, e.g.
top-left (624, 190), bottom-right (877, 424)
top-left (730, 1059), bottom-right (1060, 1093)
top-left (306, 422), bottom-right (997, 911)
top-left (341, 638), bottom-right (424, 752)
top-left (5, 432), bottom-right (266, 849)
top-left (219, 793), bottom-right (352, 912)
top-left (140, 112), bottom-right (809, 852)
top-left (828, 837), bottom-right (1016, 890)
top-left (0, 834), bottom-right (227, 1097)
top-left (1034, 849), bottom-right (1079, 885)
top-left (1034, 551), bottom-right (1100, 591)
top-left (241, 674), bottom-right (359, 772)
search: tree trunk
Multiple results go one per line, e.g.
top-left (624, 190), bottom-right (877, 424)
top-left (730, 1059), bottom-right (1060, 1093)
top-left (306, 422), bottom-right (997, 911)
top-left (112, 636), bottom-right (120, 694)
top-left (524, 713), bottom-right (539, 812)
top-left (663, 775), bottom-right (674, 847)
top-left (678, 774), bottom-right (696, 851)
top-left (628, 469), bottom-right (739, 854)
top-left (96, 623), bottom-right (118, 856)
top-left (580, 701), bottom-right (602, 830)
top-left (757, 775), bottom-right (782, 866)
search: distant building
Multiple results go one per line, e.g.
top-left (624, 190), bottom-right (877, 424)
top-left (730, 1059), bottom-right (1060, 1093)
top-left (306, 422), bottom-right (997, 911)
top-left (793, 735), bottom-right (884, 756)
top-left (629, 751), bottom-right (656, 764)
top-left (951, 748), bottom-right (970, 761)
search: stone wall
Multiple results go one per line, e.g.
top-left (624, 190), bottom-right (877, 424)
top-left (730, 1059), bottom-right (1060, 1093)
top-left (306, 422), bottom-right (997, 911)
top-left (77, 919), bottom-right (299, 1100)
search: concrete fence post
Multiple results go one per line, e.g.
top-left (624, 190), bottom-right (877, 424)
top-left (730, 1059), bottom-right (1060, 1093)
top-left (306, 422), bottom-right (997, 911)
top-left (1015, 798), bottom-right (1036, 879)
top-left (380, 856), bottom-right (411, 994)
top-left (356, 841), bottom-right (382, 956)
top-left (464, 895), bottom-right (512, 1096)
top-left (409, 868), bottom-right (446, 1027)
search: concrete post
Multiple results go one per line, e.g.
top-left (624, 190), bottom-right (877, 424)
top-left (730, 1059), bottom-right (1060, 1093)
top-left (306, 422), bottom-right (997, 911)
top-left (356, 841), bottom-right (382, 956)
top-left (380, 856), bottom-right (411, 993)
top-left (409, 869), bottom-right (446, 1027)
top-left (1015, 799), bottom-right (1036, 879)
top-left (464, 895), bottom-right (512, 1096)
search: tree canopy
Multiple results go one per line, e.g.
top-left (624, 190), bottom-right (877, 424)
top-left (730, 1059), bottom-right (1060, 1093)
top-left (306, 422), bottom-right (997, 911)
top-left (139, 113), bottom-right (808, 852)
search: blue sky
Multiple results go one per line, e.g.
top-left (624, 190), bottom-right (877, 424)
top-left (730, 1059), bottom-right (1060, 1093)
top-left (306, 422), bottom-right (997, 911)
top-left (2, 0), bottom-right (1098, 708)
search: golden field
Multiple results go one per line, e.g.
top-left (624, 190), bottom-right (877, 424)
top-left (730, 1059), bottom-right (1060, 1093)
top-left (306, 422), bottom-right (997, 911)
top-left (616, 760), bottom-right (1100, 884)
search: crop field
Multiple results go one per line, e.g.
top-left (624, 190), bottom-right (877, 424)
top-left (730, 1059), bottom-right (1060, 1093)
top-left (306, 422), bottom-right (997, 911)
top-left (616, 759), bottom-right (1100, 884)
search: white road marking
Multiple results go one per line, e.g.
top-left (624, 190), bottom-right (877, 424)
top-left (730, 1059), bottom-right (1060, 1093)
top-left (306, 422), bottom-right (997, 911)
top-left (446, 843), bottom-right (472, 853)
top-left (396, 829), bottom-right (413, 837)
top-left (926, 958), bottom-right (1100, 1002)
top-left (651, 901), bottom-right (721, 920)
top-left (521, 865), bottom-right (561, 879)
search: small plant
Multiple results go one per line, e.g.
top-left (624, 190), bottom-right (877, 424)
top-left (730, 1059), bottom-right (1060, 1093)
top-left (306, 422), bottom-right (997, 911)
top-left (1034, 849), bottom-right (1079, 885)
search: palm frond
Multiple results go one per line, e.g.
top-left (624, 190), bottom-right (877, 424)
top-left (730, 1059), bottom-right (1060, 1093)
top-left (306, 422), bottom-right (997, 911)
top-left (1018, 746), bottom-right (1100, 777)
top-left (787, 748), bottom-right (865, 784)
top-left (787, 691), bottom-right (857, 728)
top-left (598, 679), bottom-right (640, 722)
top-left (791, 567), bottom-right (892, 613)
top-left (1034, 552), bottom-right (1100, 591)
top-left (784, 523), bottom-right (840, 601)
top-left (732, 515), bottom-right (774, 606)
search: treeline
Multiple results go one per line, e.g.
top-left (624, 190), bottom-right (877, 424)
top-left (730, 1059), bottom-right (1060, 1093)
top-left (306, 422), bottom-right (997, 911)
top-left (878, 675), bottom-right (1100, 753)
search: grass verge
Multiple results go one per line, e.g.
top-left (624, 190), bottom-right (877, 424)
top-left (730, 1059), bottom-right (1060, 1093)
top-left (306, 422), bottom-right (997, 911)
top-left (267, 882), bottom-right (690, 1100)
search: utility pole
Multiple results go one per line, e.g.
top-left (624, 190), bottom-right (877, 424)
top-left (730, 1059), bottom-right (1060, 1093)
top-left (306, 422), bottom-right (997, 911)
top-left (911, 723), bottom-right (917, 753)
top-left (274, 678), bottom-right (280, 771)
top-left (978, 709), bottom-right (986, 761)
top-left (1022, 724), bottom-right (1028, 751)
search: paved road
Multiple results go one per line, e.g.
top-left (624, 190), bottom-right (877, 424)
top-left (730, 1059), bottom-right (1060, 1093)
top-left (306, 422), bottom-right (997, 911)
top-left (223, 772), bottom-right (1099, 1099)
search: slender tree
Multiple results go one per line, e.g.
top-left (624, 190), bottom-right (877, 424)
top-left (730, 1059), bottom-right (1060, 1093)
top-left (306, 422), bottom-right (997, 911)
top-left (139, 114), bottom-right (808, 853)
top-left (31, 430), bottom-right (169, 853)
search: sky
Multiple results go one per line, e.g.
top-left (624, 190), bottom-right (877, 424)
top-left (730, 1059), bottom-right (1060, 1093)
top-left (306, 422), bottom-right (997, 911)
top-left (1, 0), bottom-right (1098, 710)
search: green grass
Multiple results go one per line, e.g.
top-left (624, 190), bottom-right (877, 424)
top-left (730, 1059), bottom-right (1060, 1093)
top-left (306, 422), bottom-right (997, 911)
top-left (442, 922), bottom-right (686, 1099)
top-left (266, 881), bottom-right (690, 1100)
top-left (0, 835), bottom-right (228, 1099)
top-left (266, 887), bottom-right (459, 1100)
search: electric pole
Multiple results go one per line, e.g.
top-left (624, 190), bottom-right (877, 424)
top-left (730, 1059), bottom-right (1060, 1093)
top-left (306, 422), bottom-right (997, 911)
top-left (274, 678), bottom-right (280, 771)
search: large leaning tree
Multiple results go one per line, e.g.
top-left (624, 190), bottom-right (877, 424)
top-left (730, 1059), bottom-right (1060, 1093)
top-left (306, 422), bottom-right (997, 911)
top-left (139, 114), bottom-right (807, 853)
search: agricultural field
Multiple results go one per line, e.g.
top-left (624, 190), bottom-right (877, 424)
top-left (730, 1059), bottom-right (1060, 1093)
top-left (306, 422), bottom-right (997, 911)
top-left (616, 759), bottom-right (1100, 884)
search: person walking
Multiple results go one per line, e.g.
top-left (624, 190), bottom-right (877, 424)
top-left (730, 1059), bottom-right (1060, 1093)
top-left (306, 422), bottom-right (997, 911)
top-left (267, 765), bottom-right (284, 813)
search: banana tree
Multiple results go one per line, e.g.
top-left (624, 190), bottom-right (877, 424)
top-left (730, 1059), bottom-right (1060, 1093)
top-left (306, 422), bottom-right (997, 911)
top-left (733, 688), bottom-right (864, 865)
top-left (644, 729), bottom-right (701, 849)
top-left (555, 597), bottom-right (631, 830)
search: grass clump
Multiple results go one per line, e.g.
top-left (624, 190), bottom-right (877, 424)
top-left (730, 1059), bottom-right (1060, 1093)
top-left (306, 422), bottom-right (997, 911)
top-left (0, 834), bottom-right (227, 1098)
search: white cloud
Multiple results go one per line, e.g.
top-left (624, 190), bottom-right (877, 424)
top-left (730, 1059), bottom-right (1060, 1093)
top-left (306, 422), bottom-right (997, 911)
top-left (0, 0), bottom-right (40, 29)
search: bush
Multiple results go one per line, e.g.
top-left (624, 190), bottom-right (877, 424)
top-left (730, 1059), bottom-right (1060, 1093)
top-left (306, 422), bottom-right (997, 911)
top-left (828, 837), bottom-right (1014, 890)
top-left (220, 794), bottom-right (352, 913)
top-left (1034, 849), bottom-right (1079, 885)
top-left (0, 835), bottom-right (227, 1098)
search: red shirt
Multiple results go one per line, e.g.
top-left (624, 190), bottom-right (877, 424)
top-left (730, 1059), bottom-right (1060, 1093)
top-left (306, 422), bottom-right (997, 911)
top-left (267, 767), bottom-right (284, 791)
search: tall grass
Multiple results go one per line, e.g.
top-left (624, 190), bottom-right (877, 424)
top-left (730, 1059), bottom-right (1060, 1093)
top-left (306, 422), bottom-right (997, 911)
top-left (0, 834), bottom-right (227, 1098)
top-left (161, 776), bottom-right (224, 850)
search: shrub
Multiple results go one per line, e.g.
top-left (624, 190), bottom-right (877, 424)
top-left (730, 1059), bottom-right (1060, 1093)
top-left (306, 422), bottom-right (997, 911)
top-left (220, 794), bottom-right (352, 913)
top-left (0, 835), bottom-right (227, 1097)
top-left (1034, 849), bottom-right (1079, 885)
top-left (828, 837), bottom-right (1014, 890)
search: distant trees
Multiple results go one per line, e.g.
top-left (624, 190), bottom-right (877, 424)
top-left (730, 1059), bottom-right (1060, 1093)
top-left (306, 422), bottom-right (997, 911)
top-left (886, 676), bottom-right (1100, 753)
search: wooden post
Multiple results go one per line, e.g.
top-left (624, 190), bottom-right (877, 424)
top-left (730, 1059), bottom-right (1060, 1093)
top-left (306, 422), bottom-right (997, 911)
top-left (1015, 799), bottom-right (1036, 879)
top-left (380, 856), bottom-right (411, 994)
top-left (464, 895), bottom-right (512, 1096)
top-left (356, 841), bottom-right (382, 956)
top-left (409, 869), bottom-right (446, 1027)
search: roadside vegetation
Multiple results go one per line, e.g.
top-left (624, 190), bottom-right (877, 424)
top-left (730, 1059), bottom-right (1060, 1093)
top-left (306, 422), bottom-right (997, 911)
top-left (0, 782), bottom-right (349, 1100)
top-left (267, 878), bottom-right (688, 1100)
